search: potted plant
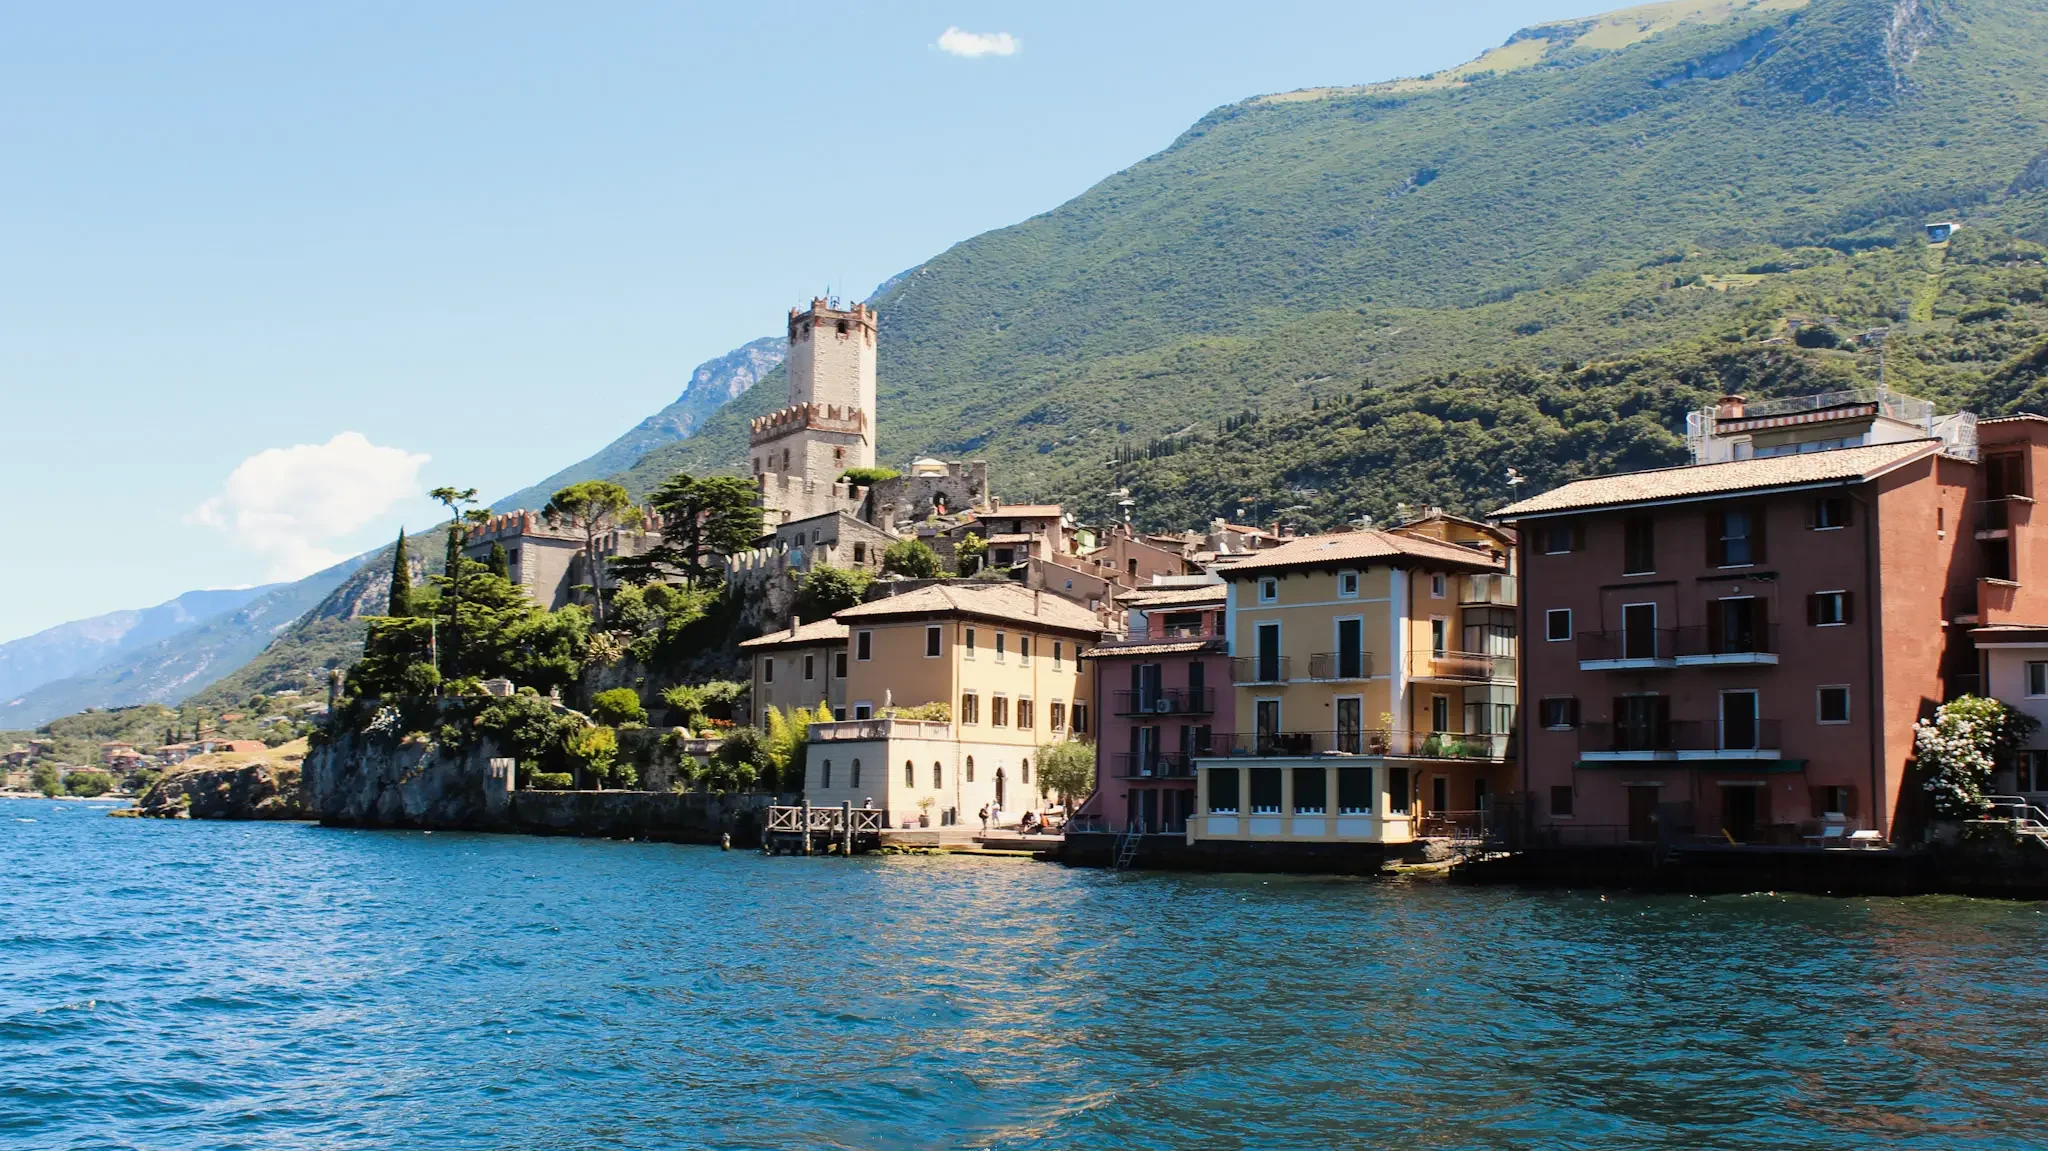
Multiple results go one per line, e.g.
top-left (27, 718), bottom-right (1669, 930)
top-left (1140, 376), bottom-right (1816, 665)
top-left (917, 796), bottom-right (935, 827)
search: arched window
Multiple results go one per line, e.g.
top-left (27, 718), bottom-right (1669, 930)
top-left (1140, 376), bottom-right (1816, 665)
top-left (904, 760), bottom-right (914, 787)
top-left (1022, 758), bottom-right (1032, 786)
top-left (852, 759), bottom-right (861, 787)
top-left (965, 756), bottom-right (975, 783)
top-left (821, 760), bottom-right (832, 789)
top-left (932, 762), bottom-right (943, 788)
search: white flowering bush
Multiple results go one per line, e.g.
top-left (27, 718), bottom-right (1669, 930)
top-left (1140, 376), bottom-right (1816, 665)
top-left (1916, 695), bottom-right (2037, 818)
top-left (365, 705), bottom-right (403, 737)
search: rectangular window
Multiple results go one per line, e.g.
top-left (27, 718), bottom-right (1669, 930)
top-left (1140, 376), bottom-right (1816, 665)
top-left (1336, 697), bottom-right (1364, 754)
top-left (1019, 636), bottom-right (1031, 666)
top-left (1431, 695), bottom-right (1451, 733)
top-left (1254, 698), bottom-right (1281, 752)
top-left (961, 693), bottom-right (980, 724)
top-left (1248, 768), bottom-right (1283, 814)
top-left (1337, 618), bottom-right (1365, 679)
top-left (1071, 703), bottom-right (1089, 735)
top-left (1546, 609), bottom-right (1572, 642)
top-left (1338, 570), bottom-right (1359, 598)
top-left (1623, 515), bottom-right (1655, 574)
top-left (1712, 506), bottom-right (1763, 567)
top-left (1539, 698), bottom-right (1579, 729)
top-left (1430, 617), bottom-right (1449, 656)
top-left (995, 633), bottom-right (1007, 662)
top-left (820, 760), bottom-right (831, 789)
top-left (803, 655), bottom-right (815, 681)
top-left (856, 631), bottom-right (872, 661)
top-left (853, 702), bottom-right (872, 720)
top-left (1388, 767), bottom-right (1411, 815)
top-left (834, 652), bottom-right (847, 678)
top-left (1293, 768), bottom-right (1327, 814)
top-left (1337, 766), bottom-right (1373, 814)
top-left (964, 628), bottom-right (976, 658)
top-left (1430, 573), bottom-right (1447, 599)
top-left (925, 626), bottom-right (942, 658)
top-left (1721, 689), bottom-right (1761, 751)
top-left (2028, 662), bottom-right (2048, 698)
top-left (1813, 497), bottom-right (1849, 530)
top-left (853, 542), bottom-right (866, 563)
top-left (1817, 685), bottom-right (1851, 724)
top-left (763, 658), bottom-right (774, 683)
top-left (1209, 768), bottom-right (1240, 814)
top-left (1053, 641), bottom-right (1064, 669)
top-left (991, 696), bottom-right (1009, 727)
top-left (1050, 701), bottom-right (1066, 731)
top-left (904, 761), bottom-right (914, 788)
top-left (1622, 602), bottom-right (1659, 659)
top-left (1809, 591), bottom-right (1851, 627)
top-left (1256, 622), bottom-right (1282, 682)
top-left (1550, 786), bottom-right (1575, 817)
top-left (1017, 698), bottom-right (1034, 729)
top-left (1259, 577), bottom-right (1278, 603)
top-left (1542, 521), bottom-right (1579, 555)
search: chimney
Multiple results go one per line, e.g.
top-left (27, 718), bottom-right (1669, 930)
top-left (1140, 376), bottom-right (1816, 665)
top-left (790, 615), bottom-right (802, 637)
top-left (1716, 394), bottom-right (1747, 420)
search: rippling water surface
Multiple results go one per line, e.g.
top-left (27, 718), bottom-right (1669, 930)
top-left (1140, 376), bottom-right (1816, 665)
top-left (5, 798), bottom-right (2048, 1149)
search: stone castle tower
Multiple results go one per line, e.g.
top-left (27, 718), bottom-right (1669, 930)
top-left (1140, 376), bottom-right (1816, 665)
top-left (750, 298), bottom-right (877, 522)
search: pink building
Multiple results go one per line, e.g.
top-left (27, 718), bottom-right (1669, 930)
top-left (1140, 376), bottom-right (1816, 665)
top-left (1078, 585), bottom-right (1233, 834)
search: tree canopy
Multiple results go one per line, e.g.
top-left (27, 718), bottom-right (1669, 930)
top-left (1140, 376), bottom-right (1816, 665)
top-left (544, 480), bottom-right (638, 622)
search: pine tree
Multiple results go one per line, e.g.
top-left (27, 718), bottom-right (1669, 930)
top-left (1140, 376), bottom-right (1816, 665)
top-left (387, 529), bottom-right (413, 617)
top-left (488, 542), bottom-right (510, 581)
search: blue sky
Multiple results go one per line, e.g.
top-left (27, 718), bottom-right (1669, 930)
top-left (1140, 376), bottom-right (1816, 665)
top-left (1, 0), bottom-right (1591, 642)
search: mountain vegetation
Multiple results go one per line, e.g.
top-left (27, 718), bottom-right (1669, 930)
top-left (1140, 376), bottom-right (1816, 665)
top-left (623, 0), bottom-right (2048, 519)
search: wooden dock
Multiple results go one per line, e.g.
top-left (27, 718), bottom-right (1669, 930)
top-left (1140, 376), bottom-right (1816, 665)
top-left (763, 803), bottom-right (886, 855)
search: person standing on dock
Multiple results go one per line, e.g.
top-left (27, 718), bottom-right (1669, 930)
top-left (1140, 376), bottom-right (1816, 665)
top-left (978, 804), bottom-right (990, 834)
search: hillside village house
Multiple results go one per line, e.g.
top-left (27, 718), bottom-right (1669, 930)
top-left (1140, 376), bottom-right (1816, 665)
top-left (1952, 415), bottom-right (2048, 803)
top-left (1493, 388), bottom-right (2041, 846)
top-left (1185, 520), bottom-right (1518, 863)
top-left (739, 619), bottom-right (851, 722)
top-left (1080, 584), bottom-right (1233, 836)
top-left (793, 583), bottom-right (1102, 828)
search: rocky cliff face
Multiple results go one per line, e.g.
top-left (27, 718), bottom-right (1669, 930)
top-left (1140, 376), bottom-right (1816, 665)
top-left (130, 759), bottom-right (307, 820)
top-left (303, 729), bottom-right (498, 828)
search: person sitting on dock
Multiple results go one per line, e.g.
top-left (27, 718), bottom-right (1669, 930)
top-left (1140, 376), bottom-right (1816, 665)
top-left (1020, 811), bottom-right (1041, 833)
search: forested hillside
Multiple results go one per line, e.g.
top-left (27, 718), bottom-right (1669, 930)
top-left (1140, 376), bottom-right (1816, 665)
top-left (623, 0), bottom-right (2048, 508)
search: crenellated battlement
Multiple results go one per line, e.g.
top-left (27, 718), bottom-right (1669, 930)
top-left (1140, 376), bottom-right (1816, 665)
top-left (788, 298), bottom-right (877, 343)
top-left (749, 402), bottom-right (869, 445)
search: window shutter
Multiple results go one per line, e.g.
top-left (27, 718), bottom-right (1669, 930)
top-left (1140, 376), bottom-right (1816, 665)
top-left (1840, 592), bottom-right (1854, 625)
top-left (1567, 698), bottom-right (1581, 727)
top-left (1751, 502), bottom-right (1768, 564)
top-left (1755, 597), bottom-right (1770, 644)
top-left (1844, 786), bottom-right (1860, 818)
top-left (1806, 593), bottom-right (1821, 626)
top-left (1706, 509), bottom-right (1725, 567)
top-left (1809, 786), bottom-right (1827, 817)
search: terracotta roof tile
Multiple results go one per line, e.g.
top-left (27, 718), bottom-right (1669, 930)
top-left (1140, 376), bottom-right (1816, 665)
top-left (1491, 440), bottom-right (1940, 519)
top-left (738, 620), bottom-right (852, 649)
top-left (833, 582), bottom-right (1103, 635)
top-left (1115, 585), bottom-right (1227, 607)
top-left (1219, 530), bottom-right (1505, 576)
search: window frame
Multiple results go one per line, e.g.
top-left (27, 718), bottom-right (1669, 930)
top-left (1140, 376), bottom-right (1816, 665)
top-left (1811, 590), bottom-right (1849, 627)
top-left (925, 625), bottom-right (942, 658)
top-left (1545, 608), bottom-right (1573, 642)
top-left (1258, 577), bottom-right (1279, 604)
top-left (1539, 697), bottom-right (1579, 730)
top-left (1623, 514), bottom-right (1656, 575)
top-left (1337, 570), bottom-right (1360, 599)
top-left (1817, 685), bottom-right (1852, 725)
top-left (960, 692), bottom-right (980, 725)
top-left (1813, 496), bottom-right (1849, 531)
top-left (1429, 572), bottom-right (1447, 599)
top-left (803, 654), bottom-right (816, 681)
top-left (855, 630), bottom-right (873, 661)
top-left (2026, 661), bottom-right (2048, 699)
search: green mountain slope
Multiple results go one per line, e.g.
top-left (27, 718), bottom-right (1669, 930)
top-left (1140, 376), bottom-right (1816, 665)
top-left (623, 0), bottom-right (2048, 502)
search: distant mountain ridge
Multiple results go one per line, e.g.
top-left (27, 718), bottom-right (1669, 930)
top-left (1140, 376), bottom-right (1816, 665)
top-left (0, 587), bottom-right (271, 706)
top-left (0, 558), bottom-right (363, 727)
top-left (492, 335), bottom-right (785, 513)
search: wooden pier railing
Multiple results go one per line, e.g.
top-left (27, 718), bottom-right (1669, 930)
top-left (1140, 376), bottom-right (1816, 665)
top-left (765, 803), bottom-right (887, 855)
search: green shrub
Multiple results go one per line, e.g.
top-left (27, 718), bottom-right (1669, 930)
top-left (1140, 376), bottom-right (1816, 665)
top-left (840, 466), bottom-right (900, 486)
top-left (63, 771), bottom-right (114, 798)
top-left (526, 771), bottom-right (574, 791)
top-left (591, 688), bottom-right (647, 727)
top-left (794, 565), bottom-right (874, 620)
top-left (882, 539), bottom-right (943, 579)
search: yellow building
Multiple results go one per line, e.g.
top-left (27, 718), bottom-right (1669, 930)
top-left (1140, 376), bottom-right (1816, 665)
top-left (1190, 524), bottom-right (1517, 850)
top-left (801, 583), bottom-right (1102, 828)
top-left (739, 619), bottom-right (850, 722)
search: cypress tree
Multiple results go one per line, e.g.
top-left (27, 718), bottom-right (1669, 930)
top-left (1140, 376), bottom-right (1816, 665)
top-left (387, 530), bottom-right (413, 617)
top-left (488, 541), bottom-right (510, 581)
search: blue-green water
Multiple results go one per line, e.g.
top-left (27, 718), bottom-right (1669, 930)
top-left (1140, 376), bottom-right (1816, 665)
top-left (5, 798), bottom-right (2048, 1150)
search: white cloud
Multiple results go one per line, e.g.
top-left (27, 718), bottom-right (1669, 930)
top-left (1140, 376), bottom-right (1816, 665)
top-left (936, 27), bottom-right (1019, 58)
top-left (188, 432), bottom-right (430, 580)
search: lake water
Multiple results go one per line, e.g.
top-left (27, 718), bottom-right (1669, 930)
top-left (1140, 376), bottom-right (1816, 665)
top-left (4, 798), bottom-right (2047, 1150)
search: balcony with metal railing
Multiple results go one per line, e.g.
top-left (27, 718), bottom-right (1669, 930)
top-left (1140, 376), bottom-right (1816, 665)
top-left (1111, 687), bottom-right (1217, 717)
top-left (1206, 729), bottom-right (1512, 761)
top-left (1111, 753), bottom-right (1197, 780)
top-left (1976, 496), bottom-right (2033, 537)
top-left (1578, 718), bottom-right (1782, 761)
top-left (1407, 649), bottom-right (1515, 682)
top-left (1231, 655), bottom-right (1291, 685)
top-left (1673, 624), bottom-right (1779, 666)
top-left (1461, 573), bottom-right (1517, 606)
top-left (1579, 628), bottom-right (1678, 670)
top-left (1307, 651), bottom-right (1374, 681)
top-left (1096, 617), bottom-right (1227, 649)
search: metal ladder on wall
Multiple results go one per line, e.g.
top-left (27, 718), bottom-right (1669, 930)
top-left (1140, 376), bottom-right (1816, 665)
top-left (1113, 825), bottom-right (1144, 871)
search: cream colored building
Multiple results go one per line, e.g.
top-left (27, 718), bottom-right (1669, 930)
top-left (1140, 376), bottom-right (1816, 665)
top-left (1191, 523), bottom-right (1518, 849)
top-left (801, 583), bottom-right (1103, 827)
top-left (740, 619), bottom-right (851, 722)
